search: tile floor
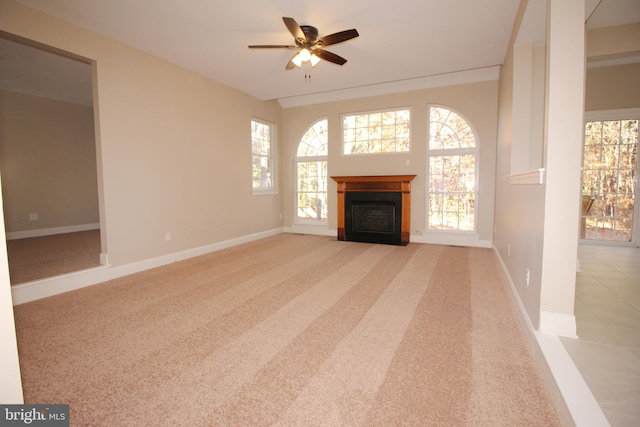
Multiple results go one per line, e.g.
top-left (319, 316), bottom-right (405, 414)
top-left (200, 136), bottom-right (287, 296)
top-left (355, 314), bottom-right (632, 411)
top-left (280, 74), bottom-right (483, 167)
top-left (561, 244), bottom-right (640, 427)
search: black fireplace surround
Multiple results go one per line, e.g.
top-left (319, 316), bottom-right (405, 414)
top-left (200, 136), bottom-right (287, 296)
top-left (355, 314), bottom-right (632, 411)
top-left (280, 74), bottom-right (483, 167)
top-left (345, 191), bottom-right (403, 245)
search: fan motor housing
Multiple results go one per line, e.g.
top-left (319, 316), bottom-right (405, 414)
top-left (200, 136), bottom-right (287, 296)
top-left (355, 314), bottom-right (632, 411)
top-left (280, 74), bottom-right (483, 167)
top-left (299, 25), bottom-right (319, 44)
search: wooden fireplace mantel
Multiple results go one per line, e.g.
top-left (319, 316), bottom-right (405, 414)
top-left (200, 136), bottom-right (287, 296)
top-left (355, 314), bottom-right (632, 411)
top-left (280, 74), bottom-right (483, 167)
top-left (331, 175), bottom-right (416, 245)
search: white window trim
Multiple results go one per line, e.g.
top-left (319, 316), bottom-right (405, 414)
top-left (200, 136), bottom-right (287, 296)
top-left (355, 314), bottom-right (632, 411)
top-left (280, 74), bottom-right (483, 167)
top-left (251, 117), bottom-right (277, 195)
top-left (294, 119), bottom-right (329, 224)
top-left (341, 107), bottom-right (412, 156)
top-left (426, 104), bottom-right (480, 234)
top-left (252, 188), bottom-right (280, 196)
top-left (581, 108), bottom-right (640, 246)
top-left (294, 156), bottom-right (328, 224)
top-left (585, 108), bottom-right (640, 122)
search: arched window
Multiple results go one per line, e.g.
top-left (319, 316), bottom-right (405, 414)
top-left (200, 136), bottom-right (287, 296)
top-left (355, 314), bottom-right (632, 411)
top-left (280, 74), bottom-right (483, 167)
top-left (295, 119), bottom-right (328, 223)
top-left (427, 106), bottom-right (478, 232)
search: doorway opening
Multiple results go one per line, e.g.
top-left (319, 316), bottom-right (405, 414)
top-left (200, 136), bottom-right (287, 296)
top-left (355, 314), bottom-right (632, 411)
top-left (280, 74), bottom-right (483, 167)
top-left (0, 33), bottom-right (105, 284)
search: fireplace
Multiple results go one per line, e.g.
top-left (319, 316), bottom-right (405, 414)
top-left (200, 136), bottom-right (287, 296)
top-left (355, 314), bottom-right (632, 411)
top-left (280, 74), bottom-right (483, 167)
top-left (331, 175), bottom-right (416, 246)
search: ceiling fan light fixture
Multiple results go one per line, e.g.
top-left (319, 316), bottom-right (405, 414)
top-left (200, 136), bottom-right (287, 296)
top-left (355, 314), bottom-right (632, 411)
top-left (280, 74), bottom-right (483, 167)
top-left (299, 48), bottom-right (311, 62)
top-left (291, 53), bottom-right (303, 68)
top-left (292, 49), bottom-right (316, 68)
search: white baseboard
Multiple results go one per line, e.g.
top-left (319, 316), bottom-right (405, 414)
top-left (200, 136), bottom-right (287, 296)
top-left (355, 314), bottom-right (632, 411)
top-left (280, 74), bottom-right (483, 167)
top-left (283, 224), bottom-right (335, 237)
top-left (6, 223), bottom-right (100, 240)
top-left (540, 311), bottom-right (578, 339)
top-left (282, 226), bottom-right (492, 248)
top-left (535, 332), bottom-right (610, 427)
top-left (11, 227), bottom-right (283, 305)
top-left (411, 233), bottom-right (492, 248)
top-left (493, 247), bottom-right (609, 427)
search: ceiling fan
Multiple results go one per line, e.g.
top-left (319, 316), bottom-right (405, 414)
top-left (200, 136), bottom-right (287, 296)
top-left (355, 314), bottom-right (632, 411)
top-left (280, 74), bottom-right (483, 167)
top-left (248, 17), bottom-right (359, 70)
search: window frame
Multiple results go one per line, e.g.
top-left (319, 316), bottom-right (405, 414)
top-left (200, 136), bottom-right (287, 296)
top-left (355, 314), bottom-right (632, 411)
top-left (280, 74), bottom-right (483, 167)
top-left (581, 108), bottom-right (640, 245)
top-left (426, 104), bottom-right (480, 233)
top-left (294, 118), bottom-right (329, 225)
top-left (341, 107), bottom-right (412, 156)
top-left (251, 117), bottom-right (278, 195)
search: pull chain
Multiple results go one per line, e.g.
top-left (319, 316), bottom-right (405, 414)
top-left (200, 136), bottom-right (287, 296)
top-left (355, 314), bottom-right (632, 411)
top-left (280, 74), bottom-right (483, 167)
top-left (304, 63), bottom-right (311, 82)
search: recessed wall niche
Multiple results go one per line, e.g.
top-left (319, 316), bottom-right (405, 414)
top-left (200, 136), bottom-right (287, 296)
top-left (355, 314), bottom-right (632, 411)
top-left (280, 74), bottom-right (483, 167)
top-left (511, 0), bottom-right (547, 178)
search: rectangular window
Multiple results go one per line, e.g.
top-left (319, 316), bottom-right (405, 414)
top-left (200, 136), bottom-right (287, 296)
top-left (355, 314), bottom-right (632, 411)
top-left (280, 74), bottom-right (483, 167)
top-left (251, 119), bottom-right (275, 192)
top-left (296, 160), bottom-right (328, 222)
top-left (342, 108), bottom-right (410, 154)
top-left (580, 117), bottom-right (638, 243)
top-left (428, 155), bottom-right (476, 231)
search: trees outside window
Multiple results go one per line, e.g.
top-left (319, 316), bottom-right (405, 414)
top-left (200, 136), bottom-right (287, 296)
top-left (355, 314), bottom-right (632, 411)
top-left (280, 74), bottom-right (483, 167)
top-left (581, 118), bottom-right (638, 242)
top-left (342, 109), bottom-right (410, 154)
top-left (296, 119), bottom-right (328, 222)
top-left (427, 106), bottom-right (478, 232)
top-left (251, 119), bottom-right (275, 191)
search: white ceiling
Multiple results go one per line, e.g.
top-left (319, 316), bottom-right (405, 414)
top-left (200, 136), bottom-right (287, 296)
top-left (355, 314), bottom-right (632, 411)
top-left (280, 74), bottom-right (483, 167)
top-left (1, 0), bottom-right (638, 107)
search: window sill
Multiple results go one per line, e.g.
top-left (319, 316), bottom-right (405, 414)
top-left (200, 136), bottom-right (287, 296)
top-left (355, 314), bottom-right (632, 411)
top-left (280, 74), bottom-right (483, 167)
top-left (294, 220), bottom-right (328, 226)
top-left (251, 188), bottom-right (279, 196)
top-left (508, 168), bottom-right (545, 185)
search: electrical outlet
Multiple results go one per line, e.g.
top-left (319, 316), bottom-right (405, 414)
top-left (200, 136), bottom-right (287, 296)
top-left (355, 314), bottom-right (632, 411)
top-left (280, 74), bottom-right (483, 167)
top-left (525, 269), bottom-right (530, 287)
top-left (29, 213), bottom-right (38, 221)
top-left (165, 232), bottom-right (171, 242)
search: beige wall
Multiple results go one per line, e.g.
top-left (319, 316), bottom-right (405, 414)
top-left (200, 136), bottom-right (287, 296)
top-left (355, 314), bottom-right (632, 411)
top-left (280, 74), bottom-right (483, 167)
top-left (0, 1), bottom-right (283, 266)
top-left (494, 0), bottom-right (546, 329)
top-left (282, 80), bottom-right (499, 246)
top-left (585, 63), bottom-right (640, 111)
top-left (586, 22), bottom-right (640, 61)
top-left (0, 90), bottom-right (99, 234)
top-left (585, 22), bottom-right (640, 112)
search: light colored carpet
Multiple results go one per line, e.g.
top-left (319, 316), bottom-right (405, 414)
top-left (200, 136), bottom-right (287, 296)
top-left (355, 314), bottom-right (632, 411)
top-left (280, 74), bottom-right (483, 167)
top-left (6, 230), bottom-right (101, 284)
top-left (13, 234), bottom-right (560, 426)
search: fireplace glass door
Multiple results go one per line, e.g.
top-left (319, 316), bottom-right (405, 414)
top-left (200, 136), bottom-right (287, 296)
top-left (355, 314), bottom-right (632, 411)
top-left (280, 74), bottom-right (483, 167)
top-left (345, 192), bottom-right (402, 245)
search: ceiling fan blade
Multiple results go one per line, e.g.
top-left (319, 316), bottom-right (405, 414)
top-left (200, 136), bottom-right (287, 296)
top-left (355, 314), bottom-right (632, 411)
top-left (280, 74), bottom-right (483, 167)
top-left (248, 45), bottom-right (297, 49)
top-left (313, 48), bottom-right (347, 65)
top-left (315, 29), bottom-right (359, 47)
top-left (282, 17), bottom-right (306, 45)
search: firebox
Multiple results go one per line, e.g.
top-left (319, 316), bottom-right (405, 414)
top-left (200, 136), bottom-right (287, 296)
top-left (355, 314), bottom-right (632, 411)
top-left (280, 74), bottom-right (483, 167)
top-left (331, 175), bottom-right (416, 246)
top-left (345, 192), bottom-right (402, 245)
